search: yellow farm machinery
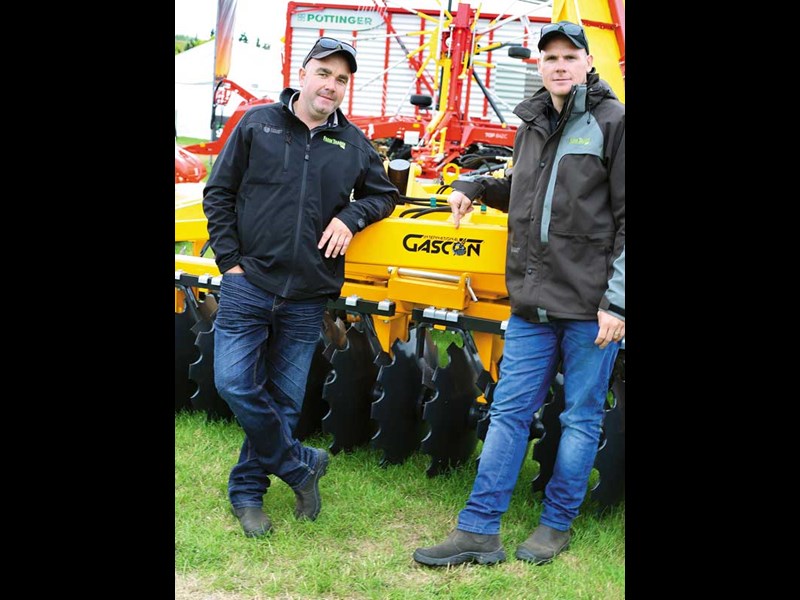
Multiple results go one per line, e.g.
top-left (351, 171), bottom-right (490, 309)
top-left (176, 0), bottom-right (625, 509)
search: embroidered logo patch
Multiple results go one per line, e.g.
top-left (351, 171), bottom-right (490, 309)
top-left (568, 137), bottom-right (590, 145)
top-left (323, 135), bottom-right (346, 150)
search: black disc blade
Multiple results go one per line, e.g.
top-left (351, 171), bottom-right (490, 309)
top-left (188, 320), bottom-right (234, 422)
top-left (175, 305), bottom-right (197, 412)
top-left (321, 321), bottom-right (380, 453)
top-left (530, 375), bottom-right (564, 495)
top-left (371, 327), bottom-right (432, 466)
top-left (421, 342), bottom-right (481, 477)
top-left (293, 337), bottom-right (332, 441)
top-left (589, 351), bottom-right (625, 509)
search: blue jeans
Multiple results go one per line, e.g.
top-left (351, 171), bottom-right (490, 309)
top-left (213, 272), bottom-right (326, 508)
top-left (457, 314), bottom-right (619, 533)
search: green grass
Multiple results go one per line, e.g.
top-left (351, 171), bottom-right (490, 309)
top-left (175, 411), bottom-right (624, 599)
top-left (175, 36), bottom-right (213, 54)
top-left (428, 329), bottom-right (464, 366)
top-left (177, 136), bottom-right (211, 146)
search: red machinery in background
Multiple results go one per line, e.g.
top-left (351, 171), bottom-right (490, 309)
top-left (178, 1), bottom-right (624, 182)
top-left (175, 143), bottom-right (207, 183)
top-left (179, 2), bottom-right (539, 181)
top-left (182, 79), bottom-right (274, 157)
top-left (177, 80), bottom-right (272, 184)
top-left (314, 1), bottom-right (525, 178)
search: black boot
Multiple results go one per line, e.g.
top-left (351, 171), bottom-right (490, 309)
top-left (515, 524), bottom-right (571, 564)
top-left (231, 506), bottom-right (272, 538)
top-left (413, 529), bottom-right (506, 566)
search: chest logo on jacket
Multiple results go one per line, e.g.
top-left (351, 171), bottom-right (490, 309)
top-left (322, 135), bottom-right (346, 150)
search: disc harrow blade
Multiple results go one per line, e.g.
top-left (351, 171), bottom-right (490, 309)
top-left (187, 294), bottom-right (233, 421)
top-left (530, 353), bottom-right (626, 510)
top-left (588, 350), bottom-right (625, 509)
top-left (530, 374), bottom-right (565, 495)
top-left (420, 341), bottom-right (482, 477)
top-left (175, 300), bottom-right (197, 412)
top-left (293, 336), bottom-right (332, 441)
top-left (370, 326), bottom-right (436, 466)
top-left (321, 319), bottom-right (384, 454)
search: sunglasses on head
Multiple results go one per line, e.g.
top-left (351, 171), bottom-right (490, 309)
top-left (314, 37), bottom-right (356, 57)
top-left (540, 22), bottom-right (585, 38)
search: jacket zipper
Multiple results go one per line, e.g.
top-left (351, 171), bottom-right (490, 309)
top-left (281, 132), bottom-right (311, 297)
top-left (537, 86), bottom-right (579, 246)
top-left (283, 132), bottom-right (292, 172)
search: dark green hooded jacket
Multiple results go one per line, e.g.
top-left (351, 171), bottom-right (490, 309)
top-left (454, 71), bottom-right (625, 322)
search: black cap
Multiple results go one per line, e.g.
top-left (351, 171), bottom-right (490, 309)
top-left (302, 37), bottom-right (358, 73)
top-left (538, 21), bottom-right (590, 53)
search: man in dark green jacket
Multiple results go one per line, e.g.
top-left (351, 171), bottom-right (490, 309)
top-left (413, 20), bottom-right (624, 566)
top-left (203, 37), bottom-right (398, 538)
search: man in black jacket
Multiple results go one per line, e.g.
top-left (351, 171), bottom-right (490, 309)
top-left (203, 37), bottom-right (398, 537)
top-left (413, 20), bottom-right (624, 566)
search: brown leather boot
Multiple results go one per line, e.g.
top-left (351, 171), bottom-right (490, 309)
top-left (413, 529), bottom-right (506, 566)
top-left (515, 524), bottom-right (571, 564)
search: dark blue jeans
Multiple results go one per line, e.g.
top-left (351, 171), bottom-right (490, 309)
top-left (213, 272), bottom-right (326, 509)
top-left (457, 314), bottom-right (620, 533)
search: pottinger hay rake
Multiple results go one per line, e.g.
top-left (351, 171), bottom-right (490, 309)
top-left (176, 0), bottom-right (625, 509)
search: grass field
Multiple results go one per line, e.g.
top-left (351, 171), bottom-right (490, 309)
top-left (175, 411), bottom-right (624, 599)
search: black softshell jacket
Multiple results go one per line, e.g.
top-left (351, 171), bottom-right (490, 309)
top-left (203, 88), bottom-right (399, 300)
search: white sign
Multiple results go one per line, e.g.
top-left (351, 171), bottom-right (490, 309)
top-left (291, 8), bottom-right (382, 31)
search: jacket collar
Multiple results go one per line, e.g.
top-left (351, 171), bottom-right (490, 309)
top-left (279, 87), bottom-right (347, 129)
top-left (513, 70), bottom-right (614, 124)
